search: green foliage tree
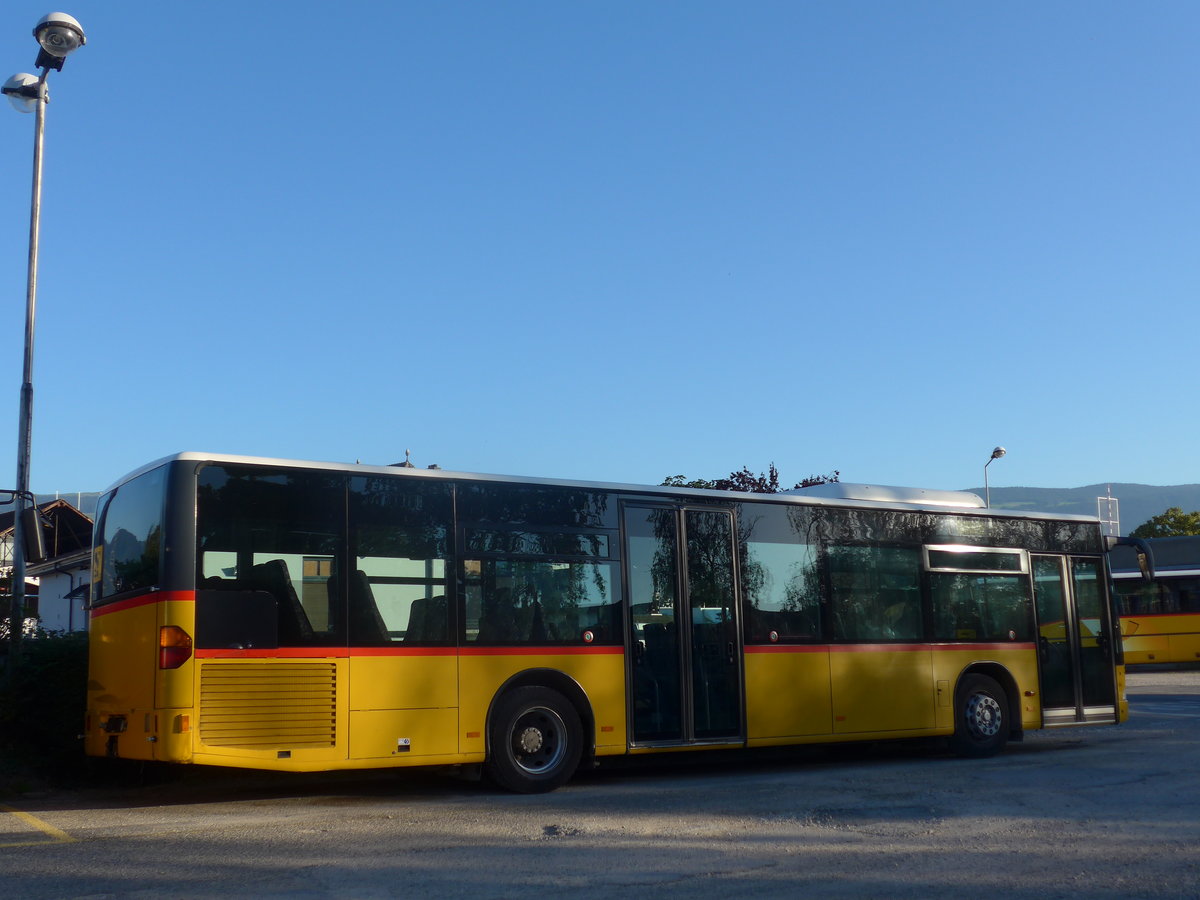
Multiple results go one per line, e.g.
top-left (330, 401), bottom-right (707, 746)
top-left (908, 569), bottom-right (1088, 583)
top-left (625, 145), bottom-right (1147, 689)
top-left (662, 463), bottom-right (839, 494)
top-left (1130, 507), bottom-right (1200, 539)
top-left (0, 629), bottom-right (89, 788)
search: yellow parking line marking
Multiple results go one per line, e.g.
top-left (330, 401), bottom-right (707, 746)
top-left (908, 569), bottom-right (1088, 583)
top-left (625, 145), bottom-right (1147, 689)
top-left (0, 804), bottom-right (76, 846)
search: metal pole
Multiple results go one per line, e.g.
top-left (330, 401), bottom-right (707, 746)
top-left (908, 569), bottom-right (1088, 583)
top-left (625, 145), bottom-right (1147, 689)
top-left (7, 71), bottom-right (47, 679)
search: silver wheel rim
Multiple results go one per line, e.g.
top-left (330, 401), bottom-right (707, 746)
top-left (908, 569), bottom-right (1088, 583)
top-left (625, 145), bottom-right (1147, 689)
top-left (509, 705), bottom-right (568, 775)
top-left (964, 692), bottom-right (1002, 740)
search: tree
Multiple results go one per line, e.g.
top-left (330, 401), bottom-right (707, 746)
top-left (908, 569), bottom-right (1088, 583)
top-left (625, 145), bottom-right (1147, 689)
top-left (662, 464), bottom-right (839, 494)
top-left (1130, 507), bottom-right (1200, 539)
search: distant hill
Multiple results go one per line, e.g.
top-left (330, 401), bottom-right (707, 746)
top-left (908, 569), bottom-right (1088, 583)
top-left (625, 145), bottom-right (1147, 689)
top-left (965, 484), bottom-right (1200, 536)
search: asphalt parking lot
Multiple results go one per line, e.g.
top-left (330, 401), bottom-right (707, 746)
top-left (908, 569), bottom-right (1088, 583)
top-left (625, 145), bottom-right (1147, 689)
top-left (2, 668), bottom-right (1198, 899)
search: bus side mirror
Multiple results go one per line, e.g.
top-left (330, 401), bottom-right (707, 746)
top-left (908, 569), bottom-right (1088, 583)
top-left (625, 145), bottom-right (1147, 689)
top-left (1107, 536), bottom-right (1155, 582)
top-left (21, 505), bottom-right (46, 564)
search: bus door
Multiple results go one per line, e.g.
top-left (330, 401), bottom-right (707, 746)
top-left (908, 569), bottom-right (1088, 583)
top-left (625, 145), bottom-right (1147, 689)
top-left (1032, 555), bottom-right (1118, 724)
top-left (623, 505), bottom-right (743, 745)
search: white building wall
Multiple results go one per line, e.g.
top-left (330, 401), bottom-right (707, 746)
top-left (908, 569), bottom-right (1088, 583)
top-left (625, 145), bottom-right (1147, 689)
top-left (33, 566), bottom-right (89, 633)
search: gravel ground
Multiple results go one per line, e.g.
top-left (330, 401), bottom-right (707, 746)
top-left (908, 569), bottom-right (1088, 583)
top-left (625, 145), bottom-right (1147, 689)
top-left (0, 669), bottom-right (1196, 898)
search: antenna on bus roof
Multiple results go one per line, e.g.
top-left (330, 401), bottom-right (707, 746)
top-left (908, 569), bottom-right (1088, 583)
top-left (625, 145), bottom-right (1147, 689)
top-left (392, 449), bottom-right (416, 468)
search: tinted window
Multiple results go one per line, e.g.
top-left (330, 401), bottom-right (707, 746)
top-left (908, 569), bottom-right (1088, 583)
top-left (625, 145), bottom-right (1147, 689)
top-left (926, 546), bottom-right (1032, 641)
top-left (828, 545), bottom-right (922, 641)
top-left (196, 465), bottom-right (345, 647)
top-left (738, 504), bottom-right (822, 642)
top-left (809, 505), bottom-right (1102, 555)
top-left (465, 558), bottom-right (620, 644)
top-left (458, 483), bottom-right (617, 529)
top-left (461, 483), bottom-right (621, 645)
top-left (1116, 576), bottom-right (1200, 617)
top-left (930, 573), bottom-right (1033, 641)
top-left (96, 466), bottom-right (166, 601)
top-left (926, 548), bottom-right (1025, 572)
top-left (348, 475), bottom-right (453, 645)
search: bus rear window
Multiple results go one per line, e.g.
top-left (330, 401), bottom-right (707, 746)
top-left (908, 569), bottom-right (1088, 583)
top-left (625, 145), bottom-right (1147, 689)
top-left (95, 466), bottom-right (166, 601)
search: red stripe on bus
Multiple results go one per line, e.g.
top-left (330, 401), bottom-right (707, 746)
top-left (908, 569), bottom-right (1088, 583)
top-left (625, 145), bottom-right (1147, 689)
top-left (833, 643), bottom-right (931, 652)
top-left (745, 644), bottom-right (832, 654)
top-left (349, 645), bottom-right (622, 658)
top-left (196, 647), bottom-right (350, 659)
top-left (195, 645), bottom-right (624, 659)
top-left (89, 590), bottom-right (194, 618)
top-left (931, 642), bottom-right (1036, 652)
top-left (747, 642), bottom-right (1036, 654)
top-left (350, 646), bottom-right (460, 657)
top-left (458, 645), bottom-right (624, 656)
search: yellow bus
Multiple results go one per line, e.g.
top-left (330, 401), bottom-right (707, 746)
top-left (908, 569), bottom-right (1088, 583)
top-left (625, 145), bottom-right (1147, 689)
top-left (1111, 536), bottom-right (1200, 665)
top-left (85, 453), bottom-right (1128, 792)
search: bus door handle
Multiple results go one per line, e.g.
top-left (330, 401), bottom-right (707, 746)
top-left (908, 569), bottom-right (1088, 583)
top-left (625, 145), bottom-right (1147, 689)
top-left (727, 641), bottom-right (735, 664)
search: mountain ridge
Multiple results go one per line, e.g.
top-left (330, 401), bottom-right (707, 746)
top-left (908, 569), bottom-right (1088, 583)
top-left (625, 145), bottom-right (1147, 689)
top-left (964, 483), bottom-right (1200, 535)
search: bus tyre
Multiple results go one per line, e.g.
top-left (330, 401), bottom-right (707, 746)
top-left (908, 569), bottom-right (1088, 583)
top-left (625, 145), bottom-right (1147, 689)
top-left (949, 674), bottom-right (1009, 758)
top-left (485, 686), bottom-right (583, 794)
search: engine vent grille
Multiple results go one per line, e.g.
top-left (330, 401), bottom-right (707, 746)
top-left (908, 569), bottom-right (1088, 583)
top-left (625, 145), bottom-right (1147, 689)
top-left (199, 661), bottom-right (336, 749)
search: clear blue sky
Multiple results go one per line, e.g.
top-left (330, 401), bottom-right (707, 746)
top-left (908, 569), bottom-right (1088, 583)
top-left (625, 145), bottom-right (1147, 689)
top-left (0, 2), bottom-right (1195, 496)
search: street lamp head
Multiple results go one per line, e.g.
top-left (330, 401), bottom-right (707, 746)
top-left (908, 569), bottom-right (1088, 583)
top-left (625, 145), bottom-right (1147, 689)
top-left (990, 446), bottom-right (1007, 461)
top-left (2, 73), bottom-right (40, 113)
top-left (33, 12), bottom-right (86, 71)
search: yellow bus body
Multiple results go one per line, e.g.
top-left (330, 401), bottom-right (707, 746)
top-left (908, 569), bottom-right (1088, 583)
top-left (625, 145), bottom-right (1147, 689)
top-left (90, 605), bottom-right (1084, 770)
top-left (1121, 615), bottom-right (1200, 665)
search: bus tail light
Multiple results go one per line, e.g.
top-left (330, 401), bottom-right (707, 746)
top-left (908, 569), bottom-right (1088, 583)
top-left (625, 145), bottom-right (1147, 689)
top-left (159, 626), bottom-right (193, 669)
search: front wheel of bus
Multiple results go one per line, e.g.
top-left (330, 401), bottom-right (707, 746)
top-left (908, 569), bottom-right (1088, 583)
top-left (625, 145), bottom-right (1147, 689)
top-left (949, 674), bottom-right (1009, 758)
top-left (486, 686), bottom-right (583, 793)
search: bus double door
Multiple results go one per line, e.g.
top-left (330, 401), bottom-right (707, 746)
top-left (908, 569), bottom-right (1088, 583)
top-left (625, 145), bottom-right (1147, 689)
top-left (624, 505), bottom-right (743, 745)
top-left (1033, 555), bottom-right (1118, 724)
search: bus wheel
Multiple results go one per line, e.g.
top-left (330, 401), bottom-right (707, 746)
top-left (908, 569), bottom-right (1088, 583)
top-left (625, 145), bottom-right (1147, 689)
top-left (485, 686), bottom-right (582, 793)
top-left (949, 674), bottom-right (1009, 758)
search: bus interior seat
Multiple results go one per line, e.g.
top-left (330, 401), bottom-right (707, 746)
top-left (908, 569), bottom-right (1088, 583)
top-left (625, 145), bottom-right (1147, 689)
top-left (248, 559), bottom-right (314, 645)
top-left (347, 569), bottom-right (390, 644)
top-left (406, 594), bottom-right (448, 642)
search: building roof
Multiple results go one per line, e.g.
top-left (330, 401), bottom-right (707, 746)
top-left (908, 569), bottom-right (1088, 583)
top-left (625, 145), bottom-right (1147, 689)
top-left (0, 498), bottom-right (93, 560)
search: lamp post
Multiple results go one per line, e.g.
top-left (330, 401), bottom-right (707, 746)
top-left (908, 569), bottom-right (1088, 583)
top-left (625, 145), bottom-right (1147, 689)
top-left (983, 446), bottom-right (1006, 508)
top-left (1, 13), bottom-right (86, 677)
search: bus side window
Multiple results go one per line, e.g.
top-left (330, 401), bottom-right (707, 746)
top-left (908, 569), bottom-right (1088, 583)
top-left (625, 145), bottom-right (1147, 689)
top-left (348, 475), bottom-right (454, 646)
top-left (741, 539), bottom-right (822, 643)
top-left (828, 546), bottom-right (922, 642)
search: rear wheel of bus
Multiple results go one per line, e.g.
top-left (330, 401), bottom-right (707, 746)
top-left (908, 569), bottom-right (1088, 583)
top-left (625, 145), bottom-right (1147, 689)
top-left (485, 686), bottom-right (583, 793)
